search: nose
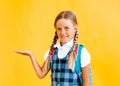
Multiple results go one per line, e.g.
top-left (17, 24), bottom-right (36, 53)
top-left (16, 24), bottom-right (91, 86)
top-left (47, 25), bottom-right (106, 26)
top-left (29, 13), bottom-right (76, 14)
top-left (61, 29), bottom-right (65, 34)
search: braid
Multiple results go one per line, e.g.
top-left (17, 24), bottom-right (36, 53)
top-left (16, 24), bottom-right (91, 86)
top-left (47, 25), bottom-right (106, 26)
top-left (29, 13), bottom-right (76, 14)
top-left (46, 31), bottom-right (58, 70)
top-left (73, 30), bottom-right (78, 52)
top-left (49, 31), bottom-right (58, 57)
top-left (68, 31), bottom-right (78, 71)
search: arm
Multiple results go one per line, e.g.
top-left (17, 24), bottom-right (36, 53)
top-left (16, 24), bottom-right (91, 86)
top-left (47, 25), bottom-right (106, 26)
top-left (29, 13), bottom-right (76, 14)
top-left (80, 47), bottom-right (91, 86)
top-left (82, 64), bottom-right (90, 86)
top-left (15, 50), bottom-right (50, 79)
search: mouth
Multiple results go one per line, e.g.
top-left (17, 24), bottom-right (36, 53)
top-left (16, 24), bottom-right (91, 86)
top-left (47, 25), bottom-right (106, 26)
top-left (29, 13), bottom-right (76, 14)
top-left (61, 35), bottom-right (68, 39)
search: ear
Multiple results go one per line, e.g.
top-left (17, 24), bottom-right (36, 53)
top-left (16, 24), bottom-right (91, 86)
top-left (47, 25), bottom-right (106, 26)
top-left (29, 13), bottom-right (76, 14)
top-left (74, 25), bottom-right (78, 31)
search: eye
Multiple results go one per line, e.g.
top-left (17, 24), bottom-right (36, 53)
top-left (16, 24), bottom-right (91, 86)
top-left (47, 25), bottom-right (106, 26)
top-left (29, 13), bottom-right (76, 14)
top-left (65, 26), bottom-right (69, 30)
top-left (56, 27), bottom-right (61, 30)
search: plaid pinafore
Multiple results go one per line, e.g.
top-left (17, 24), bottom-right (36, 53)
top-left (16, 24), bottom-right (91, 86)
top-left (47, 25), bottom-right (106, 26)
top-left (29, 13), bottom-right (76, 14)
top-left (50, 48), bottom-right (80, 86)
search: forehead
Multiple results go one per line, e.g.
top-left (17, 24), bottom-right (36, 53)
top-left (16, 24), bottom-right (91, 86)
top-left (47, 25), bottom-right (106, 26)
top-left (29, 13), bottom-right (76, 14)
top-left (55, 19), bottom-right (74, 27)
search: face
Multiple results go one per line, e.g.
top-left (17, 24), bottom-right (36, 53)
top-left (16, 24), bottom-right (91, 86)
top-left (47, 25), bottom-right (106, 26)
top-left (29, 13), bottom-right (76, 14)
top-left (55, 19), bottom-right (78, 45)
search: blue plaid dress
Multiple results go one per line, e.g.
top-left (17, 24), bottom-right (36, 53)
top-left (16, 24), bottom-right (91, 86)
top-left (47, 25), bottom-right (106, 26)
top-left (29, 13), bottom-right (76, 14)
top-left (50, 48), bottom-right (81, 86)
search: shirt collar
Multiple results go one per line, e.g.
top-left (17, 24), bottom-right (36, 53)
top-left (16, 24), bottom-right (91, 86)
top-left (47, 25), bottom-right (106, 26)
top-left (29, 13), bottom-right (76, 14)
top-left (54, 39), bottom-right (73, 49)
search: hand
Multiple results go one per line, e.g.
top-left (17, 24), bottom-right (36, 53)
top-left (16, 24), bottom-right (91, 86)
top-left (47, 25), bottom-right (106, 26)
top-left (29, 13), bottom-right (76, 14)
top-left (14, 50), bottom-right (33, 56)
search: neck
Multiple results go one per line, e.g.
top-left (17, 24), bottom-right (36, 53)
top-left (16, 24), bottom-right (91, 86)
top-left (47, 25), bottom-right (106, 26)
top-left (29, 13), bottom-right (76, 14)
top-left (60, 42), bottom-right (64, 46)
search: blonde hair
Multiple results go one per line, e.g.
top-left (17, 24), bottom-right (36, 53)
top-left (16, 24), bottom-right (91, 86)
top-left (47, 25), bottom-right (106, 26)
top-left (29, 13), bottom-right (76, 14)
top-left (49, 10), bottom-right (78, 71)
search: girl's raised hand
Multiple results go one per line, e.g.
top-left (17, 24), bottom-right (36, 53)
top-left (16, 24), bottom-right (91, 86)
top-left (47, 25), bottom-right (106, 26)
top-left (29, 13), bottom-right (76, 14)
top-left (14, 50), bottom-right (33, 56)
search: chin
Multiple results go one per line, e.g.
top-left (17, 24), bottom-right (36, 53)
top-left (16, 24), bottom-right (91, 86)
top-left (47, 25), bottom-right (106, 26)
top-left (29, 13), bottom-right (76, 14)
top-left (61, 40), bottom-right (69, 44)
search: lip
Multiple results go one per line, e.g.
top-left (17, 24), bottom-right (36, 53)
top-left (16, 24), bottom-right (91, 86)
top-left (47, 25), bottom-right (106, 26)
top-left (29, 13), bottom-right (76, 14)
top-left (61, 36), bottom-right (67, 39)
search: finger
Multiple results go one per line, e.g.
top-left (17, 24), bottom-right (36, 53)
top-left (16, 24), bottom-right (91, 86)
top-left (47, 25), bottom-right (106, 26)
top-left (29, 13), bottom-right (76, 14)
top-left (14, 50), bottom-right (24, 54)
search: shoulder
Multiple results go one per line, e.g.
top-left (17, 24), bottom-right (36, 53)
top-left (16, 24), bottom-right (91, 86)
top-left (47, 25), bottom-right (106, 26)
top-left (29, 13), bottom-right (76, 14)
top-left (81, 47), bottom-right (90, 55)
top-left (77, 44), bottom-right (90, 58)
top-left (77, 44), bottom-right (88, 52)
top-left (77, 44), bottom-right (91, 67)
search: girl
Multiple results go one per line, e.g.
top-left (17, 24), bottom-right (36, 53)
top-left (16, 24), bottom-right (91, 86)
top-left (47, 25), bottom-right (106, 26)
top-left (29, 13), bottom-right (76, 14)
top-left (15, 10), bottom-right (91, 86)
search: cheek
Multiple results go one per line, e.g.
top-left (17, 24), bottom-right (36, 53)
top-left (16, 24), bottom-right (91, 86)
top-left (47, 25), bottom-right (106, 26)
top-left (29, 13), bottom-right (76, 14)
top-left (56, 31), bottom-right (60, 37)
top-left (68, 29), bottom-right (76, 36)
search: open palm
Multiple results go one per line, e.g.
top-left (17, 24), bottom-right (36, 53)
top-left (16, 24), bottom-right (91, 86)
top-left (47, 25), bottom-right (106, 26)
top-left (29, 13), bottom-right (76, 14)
top-left (15, 50), bottom-right (32, 56)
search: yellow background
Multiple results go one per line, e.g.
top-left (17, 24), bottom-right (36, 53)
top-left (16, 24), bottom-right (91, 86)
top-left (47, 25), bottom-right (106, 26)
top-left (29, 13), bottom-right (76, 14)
top-left (0, 0), bottom-right (120, 86)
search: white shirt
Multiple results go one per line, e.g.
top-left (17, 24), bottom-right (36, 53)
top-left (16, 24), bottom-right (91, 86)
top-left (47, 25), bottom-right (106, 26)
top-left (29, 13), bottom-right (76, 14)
top-left (44, 39), bottom-right (91, 67)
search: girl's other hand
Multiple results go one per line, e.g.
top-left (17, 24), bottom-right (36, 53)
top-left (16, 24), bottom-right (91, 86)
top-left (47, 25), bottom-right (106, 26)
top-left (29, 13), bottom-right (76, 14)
top-left (14, 50), bottom-right (32, 56)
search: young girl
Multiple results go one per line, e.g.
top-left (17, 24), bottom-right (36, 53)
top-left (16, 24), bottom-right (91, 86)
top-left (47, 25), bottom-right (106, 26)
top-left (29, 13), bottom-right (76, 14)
top-left (15, 10), bottom-right (91, 86)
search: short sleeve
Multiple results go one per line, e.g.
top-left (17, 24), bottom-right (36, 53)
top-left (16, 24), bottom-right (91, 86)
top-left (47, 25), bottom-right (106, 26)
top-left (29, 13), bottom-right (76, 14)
top-left (44, 50), bottom-right (49, 61)
top-left (81, 48), bottom-right (91, 68)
